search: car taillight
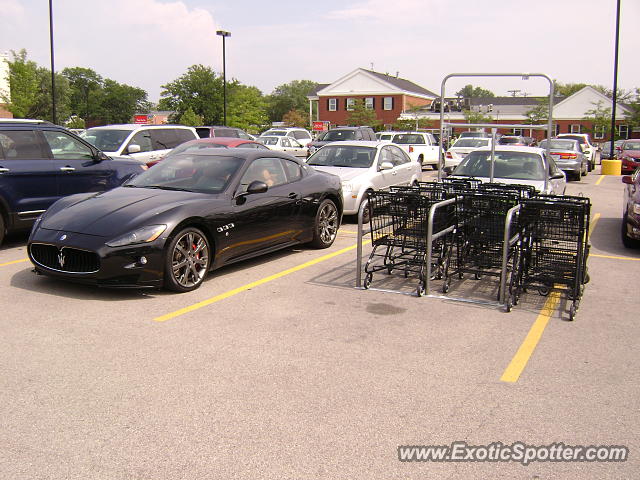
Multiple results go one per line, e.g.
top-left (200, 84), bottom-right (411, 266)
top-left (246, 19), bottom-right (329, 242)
top-left (446, 152), bottom-right (453, 159)
top-left (560, 153), bottom-right (577, 159)
top-left (409, 146), bottom-right (414, 153)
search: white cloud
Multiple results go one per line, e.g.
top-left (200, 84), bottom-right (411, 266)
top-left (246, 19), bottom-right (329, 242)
top-left (325, 0), bottom-right (436, 22)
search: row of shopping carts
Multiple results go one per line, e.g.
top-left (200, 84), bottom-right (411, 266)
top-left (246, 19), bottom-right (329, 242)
top-left (360, 178), bottom-right (591, 320)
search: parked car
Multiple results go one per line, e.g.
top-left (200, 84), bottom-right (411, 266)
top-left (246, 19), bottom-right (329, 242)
top-left (306, 126), bottom-right (376, 156)
top-left (618, 140), bottom-right (640, 175)
top-left (256, 136), bottom-right (307, 157)
top-left (27, 150), bottom-right (342, 291)
top-left (449, 146), bottom-right (566, 195)
top-left (0, 119), bottom-right (147, 246)
top-left (538, 138), bottom-right (588, 180)
top-left (389, 131), bottom-right (439, 169)
top-left (376, 132), bottom-right (394, 141)
top-left (147, 137), bottom-right (269, 167)
top-left (621, 167), bottom-right (640, 248)
top-left (522, 136), bottom-right (537, 147)
top-left (556, 133), bottom-right (597, 171)
top-left (195, 126), bottom-right (254, 140)
top-left (83, 124), bottom-right (198, 165)
top-left (445, 137), bottom-right (492, 168)
top-left (459, 131), bottom-right (492, 139)
top-left (498, 135), bottom-right (527, 146)
top-left (599, 140), bottom-right (625, 160)
top-left (306, 141), bottom-right (421, 222)
top-left (260, 127), bottom-right (312, 146)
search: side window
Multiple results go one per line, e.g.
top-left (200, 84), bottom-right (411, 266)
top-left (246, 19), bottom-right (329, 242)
top-left (544, 153), bottom-right (560, 175)
top-left (379, 147), bottom-right (394, 166)
top-left (239, 157), bottom-right (288, 192)
top-left (127, 131), bottom-right (153, 153)
top-left (390, 145), bottom-right (409, 165)
top-left (0, 130), bottom-right (46, 160)
top-left (151, 129), bottom-right (180, 150)
top-left (42, 130), bottom-right (94, 160)
top-left (293, 131), bottom-right (309, 142)
top-left (238, 131), bottom-right (252, 140)
top-left (354, 130), bottom-right (363, 140)
top-left (175, 129), bottom-right (196, 145)
top-left (281, 138), bottom-right (291, 148)
top-left (281, 159), bottom-right (302, 182)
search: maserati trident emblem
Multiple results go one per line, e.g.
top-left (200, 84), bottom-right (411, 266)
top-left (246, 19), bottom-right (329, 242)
top-left (57, 251), bottom-right (66, 268)
top-left (59, 234), bottom-right (67, 241)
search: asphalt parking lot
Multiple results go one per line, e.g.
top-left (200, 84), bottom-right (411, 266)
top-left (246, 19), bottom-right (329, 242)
top-left (1, 167), bottom-right (639, 479)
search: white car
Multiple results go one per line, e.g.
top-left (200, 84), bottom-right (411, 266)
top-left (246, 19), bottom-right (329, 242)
top-left (306, 141), bottom-right (422, 219)
top-left (83, 124), bottom-right (198, 165)
top-left (449, 146), bottom-right (566, 195)
top-left (445, 137), bottom-right (493, 168)
top-left (389, 131), bottom-right (439, 169)
top-left (261, 127), bottom-right (313, 147)
top-left (256, 135), bottom-right (307, 157)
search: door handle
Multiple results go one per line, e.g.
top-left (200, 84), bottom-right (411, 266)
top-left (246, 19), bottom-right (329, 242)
top-left (288, 192), bottom-right (299, 199)
top-left (0, 167), bottom-right (9, 173)
top-left (59, 167), bottom-right (76, 172)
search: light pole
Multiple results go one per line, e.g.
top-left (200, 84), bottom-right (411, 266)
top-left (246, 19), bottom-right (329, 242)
top-left (610, 0), bottom-right (621, 159)
top-left (49, 0), bottom-right (56, 124)
top-left (216, 30), bottom-right (231, 125)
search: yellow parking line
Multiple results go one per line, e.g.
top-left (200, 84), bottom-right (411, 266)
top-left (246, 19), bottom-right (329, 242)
top-left (154, 240), bottom-right (371, 322)
top-left (500, 290), bottom-right (561, 383)
top-left (591, 253), bottom-right (640, 262)
top-left (589, 213), bottom-right (601, 239)
top-left (595, 175), bottom-right (605, 186)
top-left (0, 258), bottom-right (28, 267)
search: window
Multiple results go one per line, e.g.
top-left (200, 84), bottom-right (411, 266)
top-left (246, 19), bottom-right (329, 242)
top-left (328, 98), bottom-right (337, 112)
top-left (365, 97), bottom-right (374, 110)
top-left (239, 157), bottom-right (287, 191)
top-left (553, 124), bottom-right (560, 136)
top-left (0, 130), bottom-right (45, 160)
top-left (292, 131), bottom-right (311, 141)
top-left (512, 128), bottom-right (524, 136)
top-left (281, 138), bottom-right (291, 148)
top-left (379, 147), bottom-right (395, 166)
top-left (127, 131), bottom-right (153, 153)
top-left (281, 159), bottom-right (302, 182)
top-left (383, 97), bottom-right (393, 111)
top-left (151, 129), bottom-right (180, 150)
top-left (594, 125), bottom-right (605, 140)
top-left (42, 130), bottom-right (94, 160)
top-left (570, 124), bottom-right (582, 134)
top-left (346, 98), bottom-right (355, 111)
top-left (176, 129), bottom-right (196, 144)
top-left (618, 125), bottom-right (629, 139)
top-left (389, 145), bottom-right (409, 165)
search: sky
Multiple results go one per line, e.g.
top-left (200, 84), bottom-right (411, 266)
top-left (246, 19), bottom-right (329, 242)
top-left (1, 0), bottom-right (639, 103)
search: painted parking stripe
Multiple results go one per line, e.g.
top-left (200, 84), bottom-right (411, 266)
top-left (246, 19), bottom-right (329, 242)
top-left (595, 175), bottom-right (605, 186)
top-left (153, 240), bottom-right (371, 322)
top-left (589, 213), bottom-right (601, 239)
top-left (0, 258), bottom-right (28, 267)
top-left (500, 290), bottom-right (561, 383)
top-left (591, 253), bottom-right (640, 262)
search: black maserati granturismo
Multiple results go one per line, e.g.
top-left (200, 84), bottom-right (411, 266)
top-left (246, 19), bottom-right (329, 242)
top-left (28, 150), bottom-right (342, 292)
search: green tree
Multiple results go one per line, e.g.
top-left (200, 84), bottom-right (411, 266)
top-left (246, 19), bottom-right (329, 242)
top-left (625, 88), bottom-right (640, 130)
top-left (65, 116), bottom-right (86, 129)
top-left (282, 109), bottom-right (308, 128)
top-left (455, 84), bottom-right (495, 98)
top-left (226, 83), bottom-right (268, 131)
top-left (266, 80), bottom-right (318, 123)
top-left (159, 65), bottom-right (223, 124)
top-left (178, 107), bottom-right (203, 126)
top-left (462, 109), bottom-right (492, 124)
top-left (553, 81), bottom-right (588, 97)
top-left (62, 67), bottom-right (104, 120)
top-left (345, 99), bottom-right (380, 127)
top-left (524, 99), bottom-right (549, 125)
top-left (95, 79), bottom-right (149, 124)
top-left (582, 100), bottom-right (611, 138)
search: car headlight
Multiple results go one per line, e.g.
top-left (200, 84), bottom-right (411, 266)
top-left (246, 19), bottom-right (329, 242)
top-left (106, 225), bottom-right (167, 247)
top-left (341, 181), bottom-right (353, 193)
top-left (633, 203), bottom-right (640, 215)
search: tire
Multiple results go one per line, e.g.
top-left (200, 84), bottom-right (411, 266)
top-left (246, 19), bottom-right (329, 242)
top-left (363, 272), bottom-right (373, 289)
top-left (418, 155), bottom-right (424, 168)
top-left (310, 199), bottom-right (339, 248)
top-left (0, 213), bottom-right (5, 247)
top-left (164, 227), bottom-right (211, 292)
top-left (417, 281), bottom-right (426, 297)
top-left (621, 216), bottom-right (640, 249)
top-left (432, 162), bottom-right (440, 171)
top-left (581, 163), bottom-right (587, 176)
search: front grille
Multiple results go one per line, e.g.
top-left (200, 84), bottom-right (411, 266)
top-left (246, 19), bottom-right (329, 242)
top-left (30, 244), bottom-right (100, 273)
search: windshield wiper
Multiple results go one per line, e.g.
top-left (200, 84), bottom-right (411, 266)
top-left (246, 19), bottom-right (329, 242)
top-left (141, 185), bottom-right (193, 192)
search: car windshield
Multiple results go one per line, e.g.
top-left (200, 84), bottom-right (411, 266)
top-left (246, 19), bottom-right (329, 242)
top-left (499, 137), bottom-right (524, 144)
top-left (263, 130), bottom-right (286, 136)
top-left (559, 135), bottom-right (586, 145)
top-left (322, 130), bottom-right (356, 141)
top-left (167, 142), bottom-right (228, 157)
top-left (453, 151), bottom-right (545, 181)
top-left (460, 132), bottom-right (488, 138)
top-left (83, 129), bottom-right (130, 152)
top-left (540, 140), bottom-right (577, 150)
top-left (307, 145), bottom-right (375, 168)
top-left (392, 134), bottom-right (424, 144)
top-left (378, 133), bottom-right (393, 141)
top-left (257, 137), bottom-right (279, 145)
top-left (127, 154), bottom-right (243, 193)
top-left (452, 138), bottom-right (490, 148)
top-left (623, 142), bottom-right (640, 151)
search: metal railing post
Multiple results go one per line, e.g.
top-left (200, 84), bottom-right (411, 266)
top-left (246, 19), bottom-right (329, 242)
top-left (499, 204), bottom-right (521, 305)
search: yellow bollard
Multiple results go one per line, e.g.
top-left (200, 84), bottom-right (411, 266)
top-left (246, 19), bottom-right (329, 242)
top-left (601, 159), bottom-right (622, 175)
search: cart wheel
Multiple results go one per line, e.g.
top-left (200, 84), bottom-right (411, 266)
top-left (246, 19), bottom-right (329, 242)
top-left (474, 273), bottom-right (482, 280)
top-left (569, 304), bottom-right (576, 321)
top-left (458, 272), bottom-right (464, 279)
top-left (506, 298), bottom-right (513, 313)
top-left (417, 282), bottom-right (426, 297)
top-left (538, 286), bottom-right (550, 296)
top-left (583, 271), bottom-right (590, 284)
top-left (386, 265), bottom-right (393, 275)
top-left (363, 273), bottom-right (373, 289)
top-left (404, 269), bottom-right (409, 278)
top-left (442, 281), bottom-right (450, 294)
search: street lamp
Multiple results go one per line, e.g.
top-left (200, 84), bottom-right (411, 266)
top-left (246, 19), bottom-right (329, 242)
top-left (216, 30), bottom-right (231, 125)
top-left (49, 0), bottom-right (56, 124)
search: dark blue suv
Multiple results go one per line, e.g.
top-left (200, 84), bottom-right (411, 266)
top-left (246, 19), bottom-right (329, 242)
top-left (0, 120), bottom-right (147, 245)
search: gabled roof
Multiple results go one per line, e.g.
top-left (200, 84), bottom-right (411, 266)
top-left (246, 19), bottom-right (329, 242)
top-left (362, 69), bottom-right (438, 97)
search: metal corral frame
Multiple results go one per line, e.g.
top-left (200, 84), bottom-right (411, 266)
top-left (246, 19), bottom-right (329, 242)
top-left (437, 73), bottom-right (556, 191)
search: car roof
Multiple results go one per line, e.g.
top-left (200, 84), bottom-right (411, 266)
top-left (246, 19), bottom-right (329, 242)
top-left (472, 145), bottom-right (544, 154)
top-left (87, 124), bottom-right (193, 131)
top-left (0, 119), bottom-right (53, 125)
top-left (182, 137), bottom-right (258, 147)
top-left (321, 140), bottom-right (387, 148)
top-left (173, 147), bottom-right (305, 163)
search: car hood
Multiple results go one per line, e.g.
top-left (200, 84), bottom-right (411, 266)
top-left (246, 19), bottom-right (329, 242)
top-left (39, 187), bottom-right (221, 237)
top-left (308, 165), bottom-right (370, 181)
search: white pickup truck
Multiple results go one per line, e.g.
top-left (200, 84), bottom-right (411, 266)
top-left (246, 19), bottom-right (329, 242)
top-left (388, 131), bottom-right (439, 169)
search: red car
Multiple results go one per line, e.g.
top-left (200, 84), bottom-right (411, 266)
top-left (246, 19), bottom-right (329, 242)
top-left (147, 137), bottom-right (269, 167)
top-left (622, 167), bottom-right (640, 248)
top-left (619, 140), bottom-right (640, 174)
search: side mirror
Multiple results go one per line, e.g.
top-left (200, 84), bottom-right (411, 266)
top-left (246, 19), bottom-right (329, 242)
top-left (93, 150), bottom-right (109, 162)
top-left (247, 180), bottom-right (268, 194)
top-left (443, 166), bottom-right (454, 176)
top-left (551, 172), bottom-right (565, 180)
top-left (127, 144), bottom-right (141, 154)
top-left (622, 175), bottom-right (633, 185)
top-left (379, 161), bottom-right (394, 171)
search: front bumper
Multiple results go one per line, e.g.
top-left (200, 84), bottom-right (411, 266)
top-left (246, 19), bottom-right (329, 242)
top-left (622, 157), bottom-right (640, 173)
top-left (624, 212), bottom-right (640, 240)
top-left (28, 227), bottom-right (166, 288)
